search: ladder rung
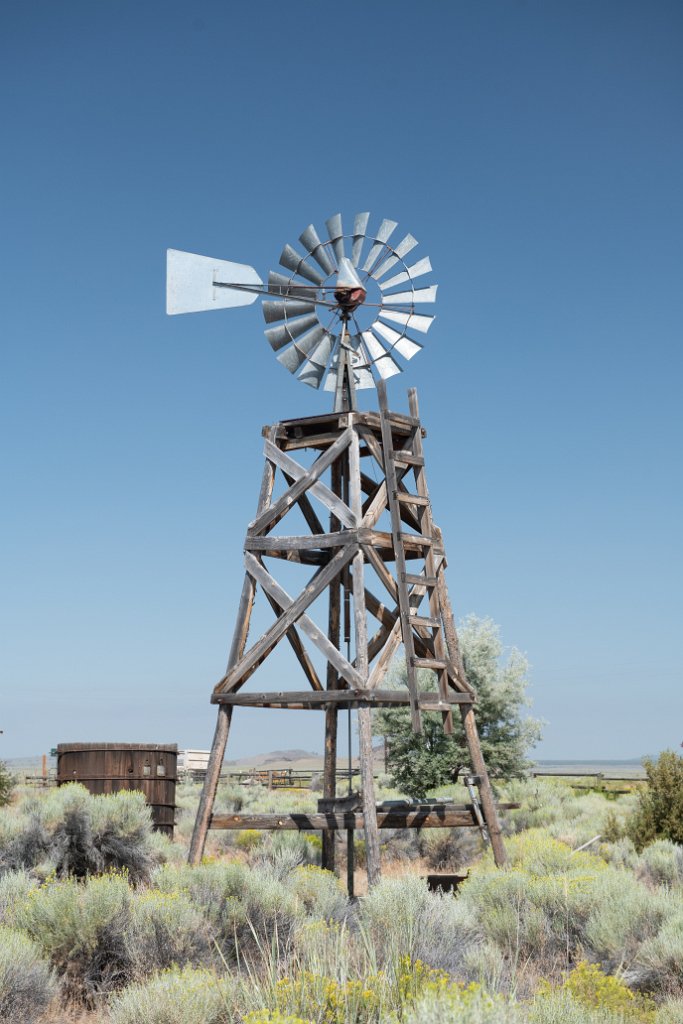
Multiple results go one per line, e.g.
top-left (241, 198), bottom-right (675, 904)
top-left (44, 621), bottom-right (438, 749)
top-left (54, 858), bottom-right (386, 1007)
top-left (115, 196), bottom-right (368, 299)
top-left (395, 492), bottom-right (430, 506)
top-left (400, 533), bottom-right (432, 546)
top-left (412, 657), bottom-right (448, 671)
top-left (404, 573), bottom-right (438, 587)
top-left (391, 451), bottom-right (425, 467)
top-left (410, 615), bottom-right (441, 628)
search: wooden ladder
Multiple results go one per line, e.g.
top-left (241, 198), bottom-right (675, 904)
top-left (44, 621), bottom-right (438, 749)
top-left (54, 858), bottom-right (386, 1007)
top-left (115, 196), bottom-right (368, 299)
top-left (376, 380), bottom-right (456, 735)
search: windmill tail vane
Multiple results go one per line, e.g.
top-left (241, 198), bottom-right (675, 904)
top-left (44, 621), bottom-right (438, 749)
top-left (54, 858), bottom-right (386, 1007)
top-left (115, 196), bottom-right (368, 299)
top-left (166, 212), bottom-right (437, 408)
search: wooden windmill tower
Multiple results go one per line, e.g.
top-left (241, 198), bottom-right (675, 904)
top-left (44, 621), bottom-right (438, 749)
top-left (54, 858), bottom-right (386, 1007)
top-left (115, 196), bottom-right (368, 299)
top-left (167, 212), bottom-right (508, 886)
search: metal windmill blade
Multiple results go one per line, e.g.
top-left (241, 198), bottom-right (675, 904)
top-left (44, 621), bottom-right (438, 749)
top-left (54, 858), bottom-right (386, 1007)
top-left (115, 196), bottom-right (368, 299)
top-left (165, 209), bottom-right (438, 407)
top-left (261, 212), bottom-right (438, 402)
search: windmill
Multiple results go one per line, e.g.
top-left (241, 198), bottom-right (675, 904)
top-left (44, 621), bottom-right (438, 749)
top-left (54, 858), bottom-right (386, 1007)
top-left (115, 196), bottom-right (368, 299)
top-left (167, 212), bottom-right (508, 886)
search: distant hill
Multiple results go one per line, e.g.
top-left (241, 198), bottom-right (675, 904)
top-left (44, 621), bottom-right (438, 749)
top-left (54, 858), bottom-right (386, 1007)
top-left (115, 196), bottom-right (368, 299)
top-left (227, 749), bottom-right (321, 767)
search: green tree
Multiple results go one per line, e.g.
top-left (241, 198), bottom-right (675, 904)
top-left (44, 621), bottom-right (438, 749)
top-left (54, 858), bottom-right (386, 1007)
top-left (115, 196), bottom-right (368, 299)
top-left (0, 760), bottom-right (14, 807)
top-left (373, 615), bottom-right (542, 799)
top-left (627, 750), bottom-right (683, 850)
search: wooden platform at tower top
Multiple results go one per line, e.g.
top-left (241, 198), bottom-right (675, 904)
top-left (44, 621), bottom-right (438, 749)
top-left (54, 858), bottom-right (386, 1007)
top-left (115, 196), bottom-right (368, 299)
top-left (189, 381), bottom-right (508, 881)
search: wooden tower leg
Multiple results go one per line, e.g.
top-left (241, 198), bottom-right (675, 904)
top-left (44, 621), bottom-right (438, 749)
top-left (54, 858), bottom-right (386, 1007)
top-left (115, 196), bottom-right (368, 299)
top-left (349, 429), bottom-right (381, 888)
top-left (460, 705), bottom-right (507, 867)
top-left (322, 458), bottom-right (342, 872)
top-left (188, 437), bottom-right (276, 865)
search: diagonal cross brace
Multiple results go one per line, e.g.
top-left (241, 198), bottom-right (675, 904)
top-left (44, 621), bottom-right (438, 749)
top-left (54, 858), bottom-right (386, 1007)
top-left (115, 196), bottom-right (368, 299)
top-left (265, 440), bottom-right (356, 529)
top-left (249, 427), bottom-right (354, 536)
top-left (214, 545), bottom-right (359, 694)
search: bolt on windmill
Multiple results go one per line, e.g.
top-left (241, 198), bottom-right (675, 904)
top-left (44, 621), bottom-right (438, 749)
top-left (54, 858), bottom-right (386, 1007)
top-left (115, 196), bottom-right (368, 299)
top-left (167, 212), bottom-right (508, 888)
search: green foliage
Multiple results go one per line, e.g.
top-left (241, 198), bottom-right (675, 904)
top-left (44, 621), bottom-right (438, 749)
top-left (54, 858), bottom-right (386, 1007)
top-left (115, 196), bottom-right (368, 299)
top-left (0, 925), bottom-right (57, 1024)
top-left (15, 870), bottom-right (133, 1005)
top-left (125, 887), bottom-right (212, 976)
top-left (0, 762), bottom-right (14, 808)
top-left (236, 829), bottom-right (264, 852)
top-left (0, 784), bottom-right (156, 882)
top-left (637, 840), bottom-right (683, 889)
top-left (358, 874), bottom-right (481, 975)
top-left (541, 961), bottom-right (655, 1022)
top-left (628, 751), bottom-right (683, 850)
top-left (374, 616), bottom-right (542, 798)
top-left (108, 965), bottom-right (231, 1024)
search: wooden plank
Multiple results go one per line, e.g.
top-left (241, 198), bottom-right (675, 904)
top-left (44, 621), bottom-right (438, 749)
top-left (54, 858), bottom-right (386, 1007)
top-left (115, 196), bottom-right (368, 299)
top-left (245, 531), bottom-right (355, 552)
top-left (261, 590), bottom-right (323, 692)
top-left (323, 456), bottom-right (342, 872)
top-left (215, 546), bottom-right (358, 693)
top-left (243, 552), bottom-right (365, 690)
top-left (265, 439), bottom-right (356, 529)
top-left (431, 524), bottom-right (475, 697)
top-left (212, 689), bottom-right (473, 708)
top-left (392, 451), bottom-right (425, 467)
top-left (412, 657), bottom-right (448, 671)
top-left (282, 470), bottom-right (324, 535)
top-left (189, 428), bottom-right (278, 865)
top-left (396, 492), bottom-right (430, 507)
top-left (349, 427), bottom-right (381, 888)
top-left (410, 614), bottom-right (440, 628)
top-left (406, 388), bottom-right (453, 733)
top-left (249, 427), bottom-right (354, 536)
top-left (364, 587), bottom-right (396, 629)
top-left (460, 704), bottom-right (508, 867)
top-left (209, 809), bottom-right (492, 830)
top-left (404, 572), bottom-right (438, 587)
top-left (376, 379), bottom-right (421, 732)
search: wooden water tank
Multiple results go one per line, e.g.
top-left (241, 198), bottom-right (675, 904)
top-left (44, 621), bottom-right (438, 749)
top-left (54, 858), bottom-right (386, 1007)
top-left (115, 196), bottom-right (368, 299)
top-left (56, 743), bottom-right (177, 837)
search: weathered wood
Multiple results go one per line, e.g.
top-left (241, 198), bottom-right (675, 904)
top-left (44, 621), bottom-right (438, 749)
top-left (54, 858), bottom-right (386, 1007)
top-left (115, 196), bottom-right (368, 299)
top-left (412, 657), bottom-right (448, 671)
top-left (245, 531), bottom-right (356, 552)
top-left (363, 543), bottom-right (399, 602)
top-left (396, 492), bottom-right (430, 507)
top-left (364, 587), bottom-right (396, 629)
top-left (238, 551), bottom-right (364, 690)
top-left (264, 440), bottom-right (356, 529)
top-left (208, 807), bottom-right (513, 830)
top-left (377, 379), bottom-right (421, 731)
top-left (460, 704), bottom-right (507, 867)
top-left (215, 546), bottom-right (358, 693)
top-left (211, 689), bottom-right (474, 709)
top-left (189, 429), bottom-right (278, 864)
top-left (392, 451), bottom-right (425, 467)
top-left (431, 524), bottom-right (475, 696)
top-left (282, 471), bottom-right (325, 535)
top-left (406, 388), bottom-right (453, 734)
top-left (249, 427), bottom-right (354, 536)
top-left (349, 428), bottom-right (382, 888)
top-left (261, 589), bottom-right (323, 692)
top-left (323, 456), bottom-right (342, 872)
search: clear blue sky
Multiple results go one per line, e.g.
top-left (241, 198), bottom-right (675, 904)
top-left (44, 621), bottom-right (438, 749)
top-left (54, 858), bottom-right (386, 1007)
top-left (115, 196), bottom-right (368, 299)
top-left (2, 1), bottom-right (681, 762)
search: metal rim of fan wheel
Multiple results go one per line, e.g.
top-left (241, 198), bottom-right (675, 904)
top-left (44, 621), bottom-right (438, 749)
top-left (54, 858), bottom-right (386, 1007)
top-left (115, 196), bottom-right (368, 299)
top-left (263, 213), bottom-right (438, 393)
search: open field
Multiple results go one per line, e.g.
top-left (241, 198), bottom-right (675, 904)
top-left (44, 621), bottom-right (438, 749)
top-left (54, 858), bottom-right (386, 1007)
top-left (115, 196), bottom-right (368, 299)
top-left (2, 770), bottom-right (683, 1023)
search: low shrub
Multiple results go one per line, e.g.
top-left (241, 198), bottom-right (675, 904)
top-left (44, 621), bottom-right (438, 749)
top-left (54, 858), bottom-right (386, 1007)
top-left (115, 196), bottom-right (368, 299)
top-left (637, 840), bottom-right (683, 889)
top-left (108, 965), bottom-right (232, 1024)
top-left (15, 871), bottom-right (133, 1006)
top-left (402, 981), bottom-right (520, 1024)
top-left (0, 868), bottom-right (36, 926)
top-left (634, 908), bottom-right (683, 994)
top-left (125, 888), bottom-right (212, 977)
top-left (0, 925), bottom-right (57, 1024)
top-left (540, 960), bottom-right (655, 1022)
top-left (358, 874), bottom-right (482, 975)
top-left (288, 865), bottom-right (346, 920)
top-left (0, 784), bottom-right (155, 882)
